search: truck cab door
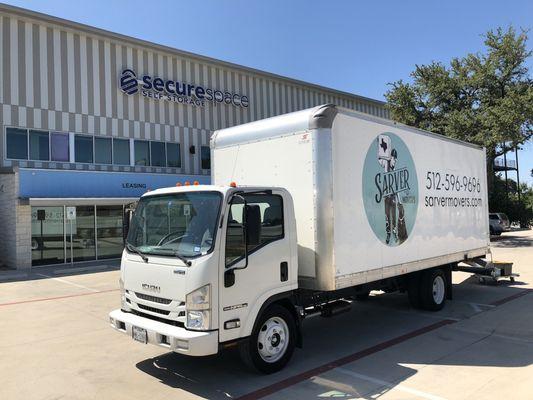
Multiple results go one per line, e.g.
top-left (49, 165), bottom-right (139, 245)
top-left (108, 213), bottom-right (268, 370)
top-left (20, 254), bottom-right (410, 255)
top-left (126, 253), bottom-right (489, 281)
top-left (219, 191), bottom-right (292, 343)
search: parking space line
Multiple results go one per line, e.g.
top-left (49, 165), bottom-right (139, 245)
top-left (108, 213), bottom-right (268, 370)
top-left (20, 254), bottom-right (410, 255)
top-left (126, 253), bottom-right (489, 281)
top-left (0, 289), bottom-right (119, 307)
top-left (36, 273), bottom-right (100, 292)
top-left (490, 290), bottom-right (530, 306)
top-left (335, 367), bottom-right (448, 400)
top-left (236, 319), bottom-right (456, 400)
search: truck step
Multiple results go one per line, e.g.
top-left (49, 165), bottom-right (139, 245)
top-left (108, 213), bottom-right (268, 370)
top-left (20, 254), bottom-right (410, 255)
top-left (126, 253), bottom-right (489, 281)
top-left (320, 300), bottom-right (352, 318)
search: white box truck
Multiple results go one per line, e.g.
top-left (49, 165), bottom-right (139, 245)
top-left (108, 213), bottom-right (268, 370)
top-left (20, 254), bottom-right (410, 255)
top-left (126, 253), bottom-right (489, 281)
top-left (109, 105), bottom-right (490, 373)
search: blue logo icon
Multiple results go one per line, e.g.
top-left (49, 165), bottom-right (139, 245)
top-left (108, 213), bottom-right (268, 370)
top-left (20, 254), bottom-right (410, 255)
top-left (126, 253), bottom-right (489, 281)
top-left (120, 69), bottom-right (139, 95)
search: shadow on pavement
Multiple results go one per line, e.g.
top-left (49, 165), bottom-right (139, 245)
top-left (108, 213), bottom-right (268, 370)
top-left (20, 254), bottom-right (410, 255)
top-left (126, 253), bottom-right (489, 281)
top-left (135, 283), bottom-right (533, 399)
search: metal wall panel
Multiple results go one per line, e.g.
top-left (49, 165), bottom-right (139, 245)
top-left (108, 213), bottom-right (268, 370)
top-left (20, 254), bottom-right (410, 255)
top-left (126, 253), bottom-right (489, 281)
top-left (0, 9), bottom-right (389, 177)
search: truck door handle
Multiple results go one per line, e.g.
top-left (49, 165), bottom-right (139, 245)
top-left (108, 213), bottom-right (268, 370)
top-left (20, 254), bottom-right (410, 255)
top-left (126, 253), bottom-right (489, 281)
top-left (280, 262), bottom-right (288, 282)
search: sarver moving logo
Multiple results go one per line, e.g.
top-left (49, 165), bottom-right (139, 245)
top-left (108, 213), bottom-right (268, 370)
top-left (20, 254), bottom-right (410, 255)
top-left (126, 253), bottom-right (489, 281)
top-left (362, 132), bottom-right (419, 246)
top-left (120, 69), bottom-right (139, 95)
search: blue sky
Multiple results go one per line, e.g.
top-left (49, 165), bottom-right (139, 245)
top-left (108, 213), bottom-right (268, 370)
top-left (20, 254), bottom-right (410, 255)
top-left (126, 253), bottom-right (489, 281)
top-left (4, 0), bottom-right (533, 185)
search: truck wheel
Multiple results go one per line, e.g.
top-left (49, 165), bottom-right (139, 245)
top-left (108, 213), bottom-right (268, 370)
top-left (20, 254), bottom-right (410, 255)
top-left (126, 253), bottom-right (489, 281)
top-left (239, 304), bottom-right (296, 374)
top-left (419, 269), bottom-right (447, 311)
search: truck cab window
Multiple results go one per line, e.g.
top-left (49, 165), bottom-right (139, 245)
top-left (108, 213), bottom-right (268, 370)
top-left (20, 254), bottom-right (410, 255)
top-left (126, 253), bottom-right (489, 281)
top-left (225, 194), bottom-right (284, 267)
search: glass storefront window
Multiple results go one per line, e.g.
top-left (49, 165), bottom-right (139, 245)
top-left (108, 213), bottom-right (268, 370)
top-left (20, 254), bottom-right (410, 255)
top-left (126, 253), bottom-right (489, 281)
top-left (113, 138), bottom-right (130, 165)
top-left (166, 143), bottom-right (181, 168)
top-left (96, 206), bottom-right (124, 259)
top-left (51, 132), bottom-right (70, 162)
top-left (95, 137), bottom-right (112, 164)
top-left (29, 130), bottom-right (50, 161)
top-left (31, 206), bottom-right (65, 266)
top-left (134, 140), bottom-right (150, 166)
top-left (66, 206), bottom-right (96, 262)
top-left (150, 141), bottom-right (166, 167)
top-left (75, 135), bottom-right (94, 163)
top-left (6, 127), bottom-right (28, 160)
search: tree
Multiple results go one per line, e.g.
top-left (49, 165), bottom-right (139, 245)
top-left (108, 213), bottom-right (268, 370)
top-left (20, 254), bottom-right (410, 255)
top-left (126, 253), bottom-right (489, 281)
top-left (385, 27), bottom-right (533, 195)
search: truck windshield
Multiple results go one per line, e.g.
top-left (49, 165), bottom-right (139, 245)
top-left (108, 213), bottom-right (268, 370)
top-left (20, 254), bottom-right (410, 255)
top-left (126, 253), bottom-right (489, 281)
top-left (126, 191), bottom-right (222, 258)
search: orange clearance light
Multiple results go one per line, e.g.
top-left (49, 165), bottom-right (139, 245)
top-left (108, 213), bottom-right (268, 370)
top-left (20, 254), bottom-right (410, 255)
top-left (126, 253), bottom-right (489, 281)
top-left (176, 182), bottom-right (182, 186)
top-left (230, 182), bottom-right (237, 188)
top-left (184, 181), bottom-right (191, 186)
top-left (193, 181), bottom-right (199, 185)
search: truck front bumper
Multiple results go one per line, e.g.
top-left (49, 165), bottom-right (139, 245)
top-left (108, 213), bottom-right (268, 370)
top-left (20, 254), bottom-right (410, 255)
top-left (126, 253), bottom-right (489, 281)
top-left (109, 309), bottom-right (218, 356)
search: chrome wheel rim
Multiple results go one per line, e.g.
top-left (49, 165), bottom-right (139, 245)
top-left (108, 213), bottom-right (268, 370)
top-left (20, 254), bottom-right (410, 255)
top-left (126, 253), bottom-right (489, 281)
top-left (432, 275), bottom-right (445, 304)
top-left (257, 316), bottom-right (289, 363)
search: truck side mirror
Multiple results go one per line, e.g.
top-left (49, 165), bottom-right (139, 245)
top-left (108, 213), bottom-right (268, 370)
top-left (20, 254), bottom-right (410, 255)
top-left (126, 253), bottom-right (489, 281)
top-left (123, 202), bottom-right (137, 243)
top-left (245, 205), bottom-right (261, 246)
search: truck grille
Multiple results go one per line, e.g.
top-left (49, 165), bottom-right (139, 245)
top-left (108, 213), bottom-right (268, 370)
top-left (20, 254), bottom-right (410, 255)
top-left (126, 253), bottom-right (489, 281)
top-left (137, 303), bottom-right (170, 315)
top-left (134, 292), bottom-right (172, 305)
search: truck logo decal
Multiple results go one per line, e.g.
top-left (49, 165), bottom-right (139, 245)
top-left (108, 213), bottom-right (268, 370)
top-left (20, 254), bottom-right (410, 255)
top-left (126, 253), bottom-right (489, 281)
top-left (362, 133), bottom-right (418, 246)
top-left (141, 283), bottom-right (161, 293)
top-left (223, 303), bottom-right (248, 311)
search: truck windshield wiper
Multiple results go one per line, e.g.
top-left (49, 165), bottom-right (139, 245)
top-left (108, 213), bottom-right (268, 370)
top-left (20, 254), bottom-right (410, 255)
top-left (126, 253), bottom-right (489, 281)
top-left (173, 251), bottom-right (192, 267)
top-left (125, 243), bottom-right (148, 263)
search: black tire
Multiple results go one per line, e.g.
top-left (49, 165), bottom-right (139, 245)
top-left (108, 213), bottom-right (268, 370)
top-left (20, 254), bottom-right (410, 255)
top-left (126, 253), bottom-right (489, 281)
top-left (407, 272), bottom-right (422, 309)
top-left (355, 290), bottom-right (370, 301)
top-left (239, 304), bottom-right (296, 374)
top-left (419, 268), bottom-right (447, 311)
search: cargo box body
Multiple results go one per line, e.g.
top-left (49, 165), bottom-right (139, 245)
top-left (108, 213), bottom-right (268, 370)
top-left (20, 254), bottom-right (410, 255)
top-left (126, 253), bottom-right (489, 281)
top-left (212, 105), bottom-right (489, 291)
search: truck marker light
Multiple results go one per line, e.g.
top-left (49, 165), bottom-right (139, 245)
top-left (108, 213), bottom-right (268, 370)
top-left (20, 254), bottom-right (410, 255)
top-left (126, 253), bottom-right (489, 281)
top-left (185, 181), bottom-right (191, 186)
top-left (230, 182), bottom-right (237, 187)
top-left (224, 319), bottom-right (240, 330)
top-left (176, 182), bottom-right (182, 186)
top-left (193, 181), bottom-right (199, 185)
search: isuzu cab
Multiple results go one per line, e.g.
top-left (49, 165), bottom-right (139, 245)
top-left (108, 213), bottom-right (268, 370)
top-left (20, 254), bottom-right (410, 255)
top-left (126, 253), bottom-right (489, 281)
top-left (109, 105), bottom-right (489, 373)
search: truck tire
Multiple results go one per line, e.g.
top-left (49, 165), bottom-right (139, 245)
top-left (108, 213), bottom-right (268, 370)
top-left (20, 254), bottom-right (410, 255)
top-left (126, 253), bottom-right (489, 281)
top-left (239, 304), bottom-right (296, 374)
top-left (419, 268), bottom-right (447, 311)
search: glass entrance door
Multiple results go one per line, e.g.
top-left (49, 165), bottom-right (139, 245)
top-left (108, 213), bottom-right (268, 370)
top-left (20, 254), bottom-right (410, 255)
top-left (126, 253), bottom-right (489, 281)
top-left (66, 206), bottom-right (96, 262)
top-left (96, 205), bottom-right (124, 259)
top-left (31, 206), bottom-right (65, 266)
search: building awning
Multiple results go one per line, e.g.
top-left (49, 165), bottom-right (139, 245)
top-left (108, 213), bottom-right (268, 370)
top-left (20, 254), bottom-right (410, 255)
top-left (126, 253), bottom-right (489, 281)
top-left (18, 168), bottom-right (210, 199)
top-left (27, 197), bottom-right (139, 206)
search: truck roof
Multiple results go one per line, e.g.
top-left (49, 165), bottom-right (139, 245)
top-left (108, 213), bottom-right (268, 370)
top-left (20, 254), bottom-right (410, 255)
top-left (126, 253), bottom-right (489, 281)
top-left (141, 184), bottom-right (288, 198)
top-left (211, 104), bottom-right (484, 151)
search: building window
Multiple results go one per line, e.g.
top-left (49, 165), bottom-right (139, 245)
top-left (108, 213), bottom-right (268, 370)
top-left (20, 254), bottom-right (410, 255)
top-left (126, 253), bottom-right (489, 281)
top-left (75, 135), bottom-right (94, 163)
top-left (29, 130), bottom-right (50, 161)
top-left (51, 132), bottom-right (70, 162)
top-left (166, 143), bottom-right (181, 168)
top-left (6, 127), bottom-right (28, 160)
top-left (95, 137), bottom-right (112, 164)
top-left (134, 140), bottom-right (150, 166)
top-left (150, 141), bottom-right (166, 167)
top-left (113, 138), bottom-right (130, 165)
top-left (201, 146), bottom-right (211, 170)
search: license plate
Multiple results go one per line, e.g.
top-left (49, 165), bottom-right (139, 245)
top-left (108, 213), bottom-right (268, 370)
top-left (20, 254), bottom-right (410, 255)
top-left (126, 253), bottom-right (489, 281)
top-left (132, 326), bottom-right (147, 344)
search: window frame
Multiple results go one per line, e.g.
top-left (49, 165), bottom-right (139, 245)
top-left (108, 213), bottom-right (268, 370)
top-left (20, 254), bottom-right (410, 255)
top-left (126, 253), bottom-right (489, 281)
top-left (134, 139), bottom-right (150, 166)
top-left (29, 129), bottom-right (51, 161)
top-left (50, 131), bottom-right (70, 162)
top-left (74, 134), bottom-right (94, 164)
top-left (112, 138), bottom-right (130, 166)
top-left (166, 142), bottom-right (182, 168)
top-left (94, 136), bottom-right (113, 165)
top-left (5, 126), bottom-right (29, 160)
top-left (224, 193), bottom-right (285, 268)
top-left (149, 140), bottom-right (167, 167)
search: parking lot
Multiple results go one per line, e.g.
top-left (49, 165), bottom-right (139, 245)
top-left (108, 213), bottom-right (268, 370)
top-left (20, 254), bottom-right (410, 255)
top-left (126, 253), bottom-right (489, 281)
top-left (1, 230), bottom-right (532, 400)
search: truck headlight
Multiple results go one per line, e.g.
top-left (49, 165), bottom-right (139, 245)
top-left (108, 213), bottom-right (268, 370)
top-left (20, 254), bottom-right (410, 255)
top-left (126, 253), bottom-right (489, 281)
top-left (186, 310), bottom-right (211, 330)
top-left (186, 284), bottom-right (211, 330)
